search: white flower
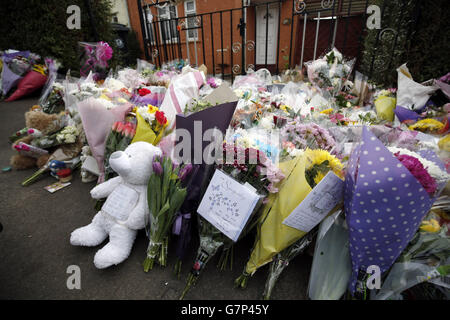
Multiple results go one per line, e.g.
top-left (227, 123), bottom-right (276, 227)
top-left (137, 106), bottom-right (156, 124)
top-left (259, 116), bottom-right (274, 130)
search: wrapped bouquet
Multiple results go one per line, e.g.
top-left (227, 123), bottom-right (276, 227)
top-left (143, 156), bottom-right (192, 271)
top-left (235, 149), bottom-right (344, 295)
top-left (306, 48), bottom-right (355, 102)
top-left (131, 105), bottom-right (168, 146)
top-left (344, 127), bottom-right (450, 296)
top-left (180, 142), bottom-right (284, 299)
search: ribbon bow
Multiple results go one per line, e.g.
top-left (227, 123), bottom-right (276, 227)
top-left (172, 212), bottom-right (191, 236)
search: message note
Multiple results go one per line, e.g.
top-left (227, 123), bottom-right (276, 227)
top-left (283, 171), bottom-right (344, 232)
top-left (197, 170), bottom-right (261, 242)
top-left (102, 184), bottom-right (139, 221)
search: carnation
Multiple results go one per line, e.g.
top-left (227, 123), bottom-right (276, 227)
top-left (394, 153), bottom-right (437, 195)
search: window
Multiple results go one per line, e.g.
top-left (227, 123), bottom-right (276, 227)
top-left (184, 0), bottom-right (198, 41)
top-left (144, 7), bottom-right (156, 45)
top-left (158, 5), bottom-right (178, 43)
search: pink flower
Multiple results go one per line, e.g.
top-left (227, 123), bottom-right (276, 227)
top-left (266, 183), bottom-right (279, 194)
top-left (395, 153), bottom-right (437, 195)
top-left (96, 42), bottom-right (113, 68)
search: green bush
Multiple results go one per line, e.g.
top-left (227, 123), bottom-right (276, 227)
top-left (0, 0), bottom-right (121, 76)
top-left (360, 0), bottom-right (450, 87)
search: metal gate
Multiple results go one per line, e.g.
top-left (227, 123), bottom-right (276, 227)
top-left (136, 0), bottom-right (420, 83)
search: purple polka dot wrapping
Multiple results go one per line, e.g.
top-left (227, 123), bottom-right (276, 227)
top-left (344, 127), bottom-right (436, 294)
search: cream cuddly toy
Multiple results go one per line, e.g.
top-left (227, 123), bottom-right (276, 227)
top-left (70, 142), bottom-right (162, 269)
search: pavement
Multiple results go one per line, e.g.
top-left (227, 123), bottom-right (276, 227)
top-left (0, 97), bottom-right (312, 300)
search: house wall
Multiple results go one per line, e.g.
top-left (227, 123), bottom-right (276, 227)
top-left (111, 0), bottom-right (131, 26)
top-left (126, 0), bottom-right (366, 75)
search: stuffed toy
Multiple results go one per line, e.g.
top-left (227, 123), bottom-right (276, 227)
top-left (10, 110), bottom-right (67, 170)
top-left (70, 141), bottom-right (162, 269)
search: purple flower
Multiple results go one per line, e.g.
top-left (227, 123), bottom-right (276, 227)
top-left (152, 160), bottom-right (163, 176)
top-left (178, 164), bottom-right (193, 182)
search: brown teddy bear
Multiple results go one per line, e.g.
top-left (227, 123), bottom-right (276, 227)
top-left (10, 109), bottom-right (67, 170)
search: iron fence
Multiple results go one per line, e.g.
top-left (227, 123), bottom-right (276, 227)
top-left (136, 0), bottom-right (420, 83)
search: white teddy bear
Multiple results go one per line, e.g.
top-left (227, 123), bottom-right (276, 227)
top-left (70, 141), bottom-right (162, 269)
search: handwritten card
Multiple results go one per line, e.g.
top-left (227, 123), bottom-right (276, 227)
top-left (197, 170), bottom-right (261, 242)
top-left (102, 184), bottom-right (139, 221)
top-left (283, 171), bottom-right (344, 232)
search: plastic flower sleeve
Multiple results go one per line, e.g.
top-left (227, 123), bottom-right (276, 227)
top-left (344, 127), bottom-right (436, 294)
top-left (305, 47), bottom-right (355, 101)
top-left (396, 64), bottom-right (438, 112)
top-left (307, 210), bottom-right (351, 300)
top-left (1, 53), bottom-right (28, 96)
top-left (159, 70), bottom-right (205, 131)
top-left (374, 221), bottom-right (450, 300)
top-left (77, 97), bottom-right (133, 183)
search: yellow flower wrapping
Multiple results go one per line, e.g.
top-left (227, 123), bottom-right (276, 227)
top-left (131, 111), bottom-right (164, 146)
top-left (375, 96), bottom-right (396, 121)
top-left (244, 155), bottom-right (312, 275)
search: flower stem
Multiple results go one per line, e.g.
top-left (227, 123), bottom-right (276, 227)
top-left (179, 273), bottom-right (197, 300)
top-left (174, 259), bottom-right (182, 279)
top-left (22, 166), bottom-right (47, 186)
top-left (143, 256), bottom-right (154, 272)
top-left (234, 272), bottom-right (250, 289)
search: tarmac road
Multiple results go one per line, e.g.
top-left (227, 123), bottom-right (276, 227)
top-left (0, 97), bottom-right (312, 300)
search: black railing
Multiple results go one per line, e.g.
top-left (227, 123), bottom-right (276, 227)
top-left (136, 0), bottom-right (421, 84)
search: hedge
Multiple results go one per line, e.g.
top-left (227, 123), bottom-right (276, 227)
top-left (0, 0), bottom-right (121, 76)
top-left (359, 0), bottom-right (450, 87)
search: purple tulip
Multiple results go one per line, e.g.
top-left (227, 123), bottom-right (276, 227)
top-left (152, 161), bottom-right (163, 176)
top-left (178, 164), bottom-right (193, 182)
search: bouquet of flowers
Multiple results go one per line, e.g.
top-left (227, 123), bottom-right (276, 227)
top-left (180, 142), bottom-right (284, 299)
top-left (1, 51), bottom-right (31, 96)
top-left (77, 97), bottom-right (133, 183)
top-left (131, 105), bottom-right (168, 146)
top-left (79, 42), bottom-right (113, 82)
top-left (5, 57), bottom-right (49, 102)
top-left (305, 48), bottom-right (355, 101)
top-left (32, 125), bottom-right (79, 149)
top-left (235, 149), bottom-right (344, 294)
top-left (344, 127), bottom-right (450, 297)
top-left (103, 121), bottom-right (136, 181)
top-left (143, 156), bottom-right (192, 271)
top-left (374, 89), bottom-right (397, 121)
top-left (40, 82), bottom-right (65, 114)
top-left (280, 121), bottom-right (336, 157)
top-left (374, 203), bottom-right (450, 300)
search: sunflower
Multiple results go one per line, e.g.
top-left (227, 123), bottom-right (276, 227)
top-left (409, 119), bottom-right (444, 133)
top-left (304, 149), bottom-right (344, 188)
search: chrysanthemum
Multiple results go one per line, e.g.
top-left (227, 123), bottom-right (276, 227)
top-left (409, 119), bottom-right (444, 132)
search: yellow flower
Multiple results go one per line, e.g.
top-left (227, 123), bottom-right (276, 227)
top-left (420, 219), bottom-right (440, 233)
top-left (320, 108), bottom-right (334, 115)
top-left (438, 134), bottom-right (450, 152)
top-left (280, 105), bottom-right (291, 114)
top-left (313, 171), bottom-right (325, 185)
top-left (147, 104), bottom-right (159, 114)
top-left (304, 149), bottom-right (344, 179)
top-left (409, 119), bottom-right (444, 132)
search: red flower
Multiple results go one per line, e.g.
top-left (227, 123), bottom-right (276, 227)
top-left (155, 111), bottom-right (168, 125)
top-left (138, 88), bottom-right (151, 96)
top-left (193, 261), bottom-right (201, 271)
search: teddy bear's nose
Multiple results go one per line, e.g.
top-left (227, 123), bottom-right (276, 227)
top-left (110, 151), bottom-right (124, 160)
